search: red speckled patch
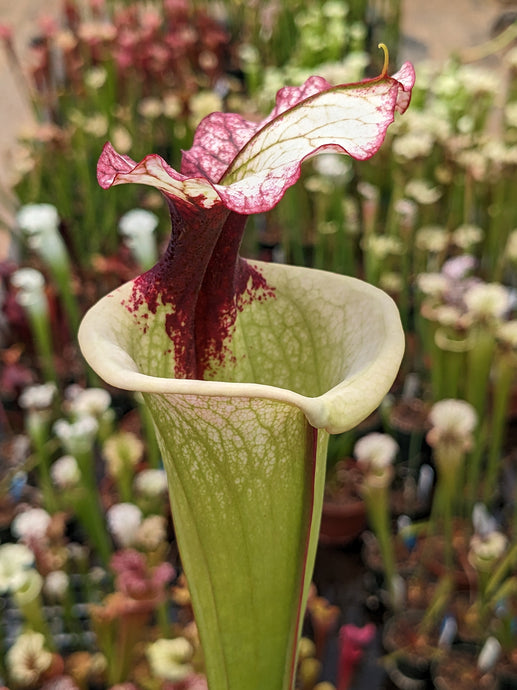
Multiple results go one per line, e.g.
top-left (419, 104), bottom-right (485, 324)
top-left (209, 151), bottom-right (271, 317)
top-left (123, 199), bottom-right (275, 379)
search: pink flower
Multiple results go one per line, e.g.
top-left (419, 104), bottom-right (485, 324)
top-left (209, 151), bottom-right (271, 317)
top-left (337, 623), bottom-right (376, 690)
top-left (38, 15), bottom-right (58, 39)
top-left (111, 548), bottom-right (175, 603)
top-left (140, 7), bottom-right (162, 35)
top-left (41, 676), bottom-right (79, 690)
top-left (0, 23), bottom-right (13, 42)
top-left (163, 674), bottom-right (208, 690)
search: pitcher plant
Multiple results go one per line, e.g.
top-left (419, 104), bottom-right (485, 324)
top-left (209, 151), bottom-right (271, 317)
top-left (79, 48), bottom-right (415, 690)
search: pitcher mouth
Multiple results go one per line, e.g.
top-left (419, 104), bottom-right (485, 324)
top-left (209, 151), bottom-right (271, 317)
top-left (79, 261), bottom-right (404, 434)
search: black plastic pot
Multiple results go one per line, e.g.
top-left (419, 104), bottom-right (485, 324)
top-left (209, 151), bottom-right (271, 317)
top-left (382, 610), bottom-right (436, 690)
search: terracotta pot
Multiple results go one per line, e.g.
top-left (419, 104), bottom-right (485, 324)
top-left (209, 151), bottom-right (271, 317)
top-left (319, 498), bottom-right (367, 546)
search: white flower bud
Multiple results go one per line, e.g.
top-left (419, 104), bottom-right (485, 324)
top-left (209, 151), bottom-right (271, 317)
top-left (405, 179), bottom-right (442, 205)
top-left (17, 203), bottom-right (59, 235)
top-left (469, 531), bottom-right (508, 571)
top-left (51, 455), bottom-right (81, 489)
top-left (0, 543), bottom-right (34, 594)
top-left (428, 399), bottom-right (477, 441)
top-left (134, 468), bottom-right (168, 497)
top-left (464, 282), bottom-right (510, 320)
top-left (70, 387), bottom-right (112, 418)
top-left (146, 637), bottom-right (194, 681)
top-left (415, 226), bottom-right (449, 253)
top-left (53, 416), bottom-right (99, 455)
top-left (354, 432), bottom-right (398, 471)
top-left (497, 320), bottom-right (517, 348)
top-left (43, 569), bottom-right (69, 601)
top-left (135, 515), bottom-right (168, 551)
top-left (119, 209), bottom-right (159, 269)
top-left (106, 503), bottom-right (143, 547)
top-left (416, 272), bottom-right (449, 297)
top-left (452, 224), bottom-right (483, 249)
top-left (119, 209), bottom-right (159, 239)
top-left (478, 636), bottom-right (502, 673)
top-left (6, 631), bottom-right (52, 687)
top-left (17, 203), bottom-right (69, 268)
top-left (103, 431), bottom-right (144, 477)
top-left (11, 507), bottom-right (52, 542)
top-left (11, 268), bottom-right (47, 310)
top-left (85, 66), bottom-right (107, 90)
top-left (18, 382), bottom-right (57, 410)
